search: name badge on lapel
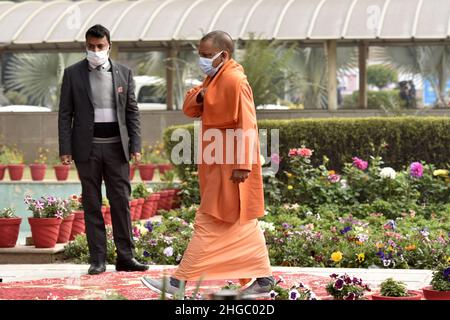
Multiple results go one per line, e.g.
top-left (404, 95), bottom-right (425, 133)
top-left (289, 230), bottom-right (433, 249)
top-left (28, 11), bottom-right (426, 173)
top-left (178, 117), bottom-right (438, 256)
top-left (117, 86), bottom-right (123, 93)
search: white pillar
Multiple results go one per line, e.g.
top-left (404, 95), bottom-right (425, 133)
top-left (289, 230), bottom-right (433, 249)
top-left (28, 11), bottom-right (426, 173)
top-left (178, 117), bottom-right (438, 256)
top-left (326, 40), bottom-right (338, 111)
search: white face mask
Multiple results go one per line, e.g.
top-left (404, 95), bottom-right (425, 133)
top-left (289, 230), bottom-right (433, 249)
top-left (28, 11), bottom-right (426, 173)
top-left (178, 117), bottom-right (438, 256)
top-left (198, 51), bottom-right (224, 77)
top-left (86, 48), bottom-right (109, 67)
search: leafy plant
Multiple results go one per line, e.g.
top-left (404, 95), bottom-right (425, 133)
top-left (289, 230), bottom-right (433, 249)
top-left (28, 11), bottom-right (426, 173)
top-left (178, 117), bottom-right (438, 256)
top-left (378, 278), bottom-right (409, 297)
top-left (67, 194), bottom-right (83, 211)
top-left (367, 64), bottom-right (398, 90)
top-left (0, 208), bottom-right (18, 218)
top-left (33, 147), bottom-right (50, 164)
top-left (132, 182), bottom-right (151, 199)
top-left (0, 146), bottom-right (24, 164)
top-left (430, 261), bottom-right (450, 291)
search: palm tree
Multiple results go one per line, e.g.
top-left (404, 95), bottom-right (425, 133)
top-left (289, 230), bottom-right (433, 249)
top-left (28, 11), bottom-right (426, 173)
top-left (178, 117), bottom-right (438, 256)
top-left (373, 46), bottom-right (450, 107)
top-left (4, 52), bottom-right (83, 110)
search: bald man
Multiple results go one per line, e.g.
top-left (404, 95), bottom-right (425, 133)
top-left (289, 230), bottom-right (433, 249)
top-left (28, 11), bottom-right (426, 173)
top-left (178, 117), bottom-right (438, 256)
top-left (142, 31), bottom-right (274, 299)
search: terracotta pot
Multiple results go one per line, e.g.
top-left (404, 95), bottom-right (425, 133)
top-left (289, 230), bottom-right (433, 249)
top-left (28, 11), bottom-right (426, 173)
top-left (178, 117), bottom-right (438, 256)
top-left (57, 214), bottom-right (74, 243)
top-left (0, 218), bottom-right (22, 248)
top-left (371, 291), bottom-right (422, 300)
top-left (28, 217), bottom-right (62, 248)
top-left (103, 206), bottom-right (112, 225)
top-left (141, 193), bottom-right (160, 219)
top-left (158, 163), bottom-right (173, 175)
top-left (0, 164), bottom-right (6, 180)
top-left (155, 191), bottom-right (167, 212)
top-left (422, 286), bottom-right (450, 300)
top-left (8, 164), bottom-right (25, 181)
top-left (129, 199), bottom-right (139, 221)
top-left (129, 164), bottom-right (136, 181)
top-left (54, 165), bottom-right (70, 181)
top-left (138, 164), bottom-right (155, 181)
top-left (29, 163), bottom-right (47, 181)
top-left (69, 210), bottom-right (85, 240)
top-left (135, 198), bottom-right (145, 220)
top-left (164, 189), bottom-right (176, 211)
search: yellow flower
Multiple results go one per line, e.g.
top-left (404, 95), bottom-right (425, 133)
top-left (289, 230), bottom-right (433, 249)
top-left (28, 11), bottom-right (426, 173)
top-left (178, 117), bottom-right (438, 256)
top-left (447, 257), bottom-right (450, 265)
top-left (405, 244), bottom-right (416, 251)
top-left (331, 251), bottom-right (343, 262)
top-left (328, 170), bottom-right (336, 175)
top-left (287, 185), bottom-right (293, 190)
top-left (357, 253), bottom-right (365, 263)
top-left (388, 245), bottom-right (394, 252)
top-left (286, 172), bottom-right (293, 178)
top-left (355, 240), bottom-right (363, 246)
top-left (376, 242), bottom-right (384, 249)
top-left (433, 169), bottom-right (449, 177)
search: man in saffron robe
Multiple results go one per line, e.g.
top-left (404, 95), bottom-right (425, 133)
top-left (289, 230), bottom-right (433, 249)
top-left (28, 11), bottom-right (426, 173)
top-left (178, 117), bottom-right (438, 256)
top-left (142, 31), bottom-right (273, 298)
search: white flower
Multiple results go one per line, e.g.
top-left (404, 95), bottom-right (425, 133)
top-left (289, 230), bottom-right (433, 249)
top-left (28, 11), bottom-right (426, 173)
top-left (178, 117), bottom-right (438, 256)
top-left (163, 246), bottom-right (174, 257)
top-left (289, 289), bottom-right (300, 300)
top-left (340, 179), bottom-right (348, 189)
top-left (259, 221), bottom-right (275, 232)
top-left (380, 167), bottom-right (397, 179)
top-left (316, 214), bottom-right (321, 220)
top-left (306, 211), bottom-right (313, 216)
top-left (264, 210), bottom-right (270, 216)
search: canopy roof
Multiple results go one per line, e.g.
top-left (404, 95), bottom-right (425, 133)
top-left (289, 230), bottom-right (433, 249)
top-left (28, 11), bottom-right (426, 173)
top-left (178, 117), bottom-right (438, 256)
top-left (1, 0), bottom-right (450, 51)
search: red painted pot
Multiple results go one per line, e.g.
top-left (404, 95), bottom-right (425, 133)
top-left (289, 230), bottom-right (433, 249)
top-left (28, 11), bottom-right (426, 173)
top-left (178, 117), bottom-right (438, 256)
top-left (30, 163), bottom-right (47, 181)
top-left (155, 191), bottom-right (167, 212)
top-left (0, 218), bottom-right (22, 247)
top-left (0, 164), bottom-right (6, 180)
top-left (371, 292), bottom-right (422, 300)
top-left (138, 164), bottom-right (155, 181)
top-left (54, 165), bottom-right (70, 181)
top-left (422, 286), bottom-right (450, 300)
top-left (135, 198), bottom-right (145, 220)
top-left (57, 214), bottom-right (74, 243)
top-left (28, 217), bottom-right (62, 248)
top-left (129, 199), bottom-right (139, 221)
top-left (129, 164), bottom-right (136, 181)
top-left (158, 163), bottom-right (173, 175)
top-left (141, 193), bottom-right (160, 219)
top-left (103, 206), bottom-right (112, 225)
top-left (8, 164), bottom-right (25, 181)
top-left (69, 210), bottom-right (85, 240)
top-left (164, 189), bottom-right (176, 210)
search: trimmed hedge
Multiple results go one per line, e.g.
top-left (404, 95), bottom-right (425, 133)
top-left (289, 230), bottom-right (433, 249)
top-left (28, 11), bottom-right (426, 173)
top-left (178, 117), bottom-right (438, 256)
top-left (163, 117), bottom-right (450, 178)
top-left (342, 90), bottom-right (406, 109)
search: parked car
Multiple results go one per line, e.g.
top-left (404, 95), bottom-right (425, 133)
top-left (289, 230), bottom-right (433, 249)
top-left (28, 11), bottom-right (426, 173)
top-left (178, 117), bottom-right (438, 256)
top-left (0, 105), bottom-right (52, 112)
top-left (134, 76), bottom-right (201, 111)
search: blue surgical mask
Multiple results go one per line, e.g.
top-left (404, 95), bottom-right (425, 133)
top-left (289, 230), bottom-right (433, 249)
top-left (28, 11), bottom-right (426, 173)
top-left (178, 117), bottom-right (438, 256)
top-left (198, 51), bottom-right (224, 77)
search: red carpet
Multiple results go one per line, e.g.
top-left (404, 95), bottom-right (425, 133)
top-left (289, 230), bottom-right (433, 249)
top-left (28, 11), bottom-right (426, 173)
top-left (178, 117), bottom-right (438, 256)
top-left (0, 267), bottom-right (423, 300)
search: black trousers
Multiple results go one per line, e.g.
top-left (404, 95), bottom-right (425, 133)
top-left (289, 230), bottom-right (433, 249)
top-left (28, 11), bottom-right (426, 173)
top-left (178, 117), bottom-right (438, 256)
top-left (75, 142), bottom-right (134, 263)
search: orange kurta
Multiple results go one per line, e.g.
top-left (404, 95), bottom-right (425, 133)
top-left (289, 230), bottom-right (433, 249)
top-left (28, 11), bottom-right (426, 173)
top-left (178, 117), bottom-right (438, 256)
top-left (174, 59), bottom-right (271, 281)
top-left (183, 59), bottom-right (265, 224)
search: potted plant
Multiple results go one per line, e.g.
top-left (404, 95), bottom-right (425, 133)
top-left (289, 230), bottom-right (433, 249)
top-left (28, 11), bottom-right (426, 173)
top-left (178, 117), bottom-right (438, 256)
top-left (326, 273), bottom-right (371, 300)
top-left (102, 197), bottom-right (111, 225)
top-left (372, 278), bottom-right (421, 300)
top-left (5, 146), bottom-right (25, 181)
top-left (57, 200), bottom-right (75, 244)
top-left (0, 146), bottom-right (8, 181)
top-left (137, 144), bottom-right (159, 181)
top-left (129, 196), bottom-right (139, 221)
top-left (29, 147), bottom-right (49, 181)
top-left (422, 260), bottom-right (450, 300)
top-left (132, 182), bottom-right (150, 220)
top-left (0, 208), bottom-right (22, 248)
top-left (67, 194), bottom-right (85, 241)
top-left (25, 195), bottom-right (66, 248)
top-left (51, 152), bottom-right (70, 181)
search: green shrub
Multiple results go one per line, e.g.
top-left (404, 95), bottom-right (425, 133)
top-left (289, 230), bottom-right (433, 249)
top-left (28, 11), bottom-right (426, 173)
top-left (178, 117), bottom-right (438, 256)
top-left (343, 90), bottom-right (406, 109)
top-left (379, 278), bottom-right (409, 297)
top-left (164, 117), bottom-right (450, 176)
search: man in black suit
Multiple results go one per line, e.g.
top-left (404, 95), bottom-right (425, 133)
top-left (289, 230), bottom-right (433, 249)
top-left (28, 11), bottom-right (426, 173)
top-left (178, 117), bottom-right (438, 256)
top-left (58, 24), bottom-right (148, 275)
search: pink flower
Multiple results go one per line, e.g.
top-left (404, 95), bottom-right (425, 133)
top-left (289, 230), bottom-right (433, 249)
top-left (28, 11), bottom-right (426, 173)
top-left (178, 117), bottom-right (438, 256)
top-left (298, 148), bottom-right (313, 158)
top-left (352, 157), bottom-right (368, 171)
top-left (328, 174), bottom-right (341, 183)
top-left (410, 162), bottom-right (423, 178)
top-left (288, 149), bottom-right (298, 157)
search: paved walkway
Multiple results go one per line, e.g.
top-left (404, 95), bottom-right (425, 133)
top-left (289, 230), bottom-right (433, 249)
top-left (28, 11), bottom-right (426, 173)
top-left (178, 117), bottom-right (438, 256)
top-left (0, 264), bottom-right (432, 290)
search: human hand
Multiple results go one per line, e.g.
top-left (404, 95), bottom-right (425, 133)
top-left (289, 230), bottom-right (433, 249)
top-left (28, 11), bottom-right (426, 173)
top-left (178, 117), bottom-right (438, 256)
top-left (60, 155), bottom-right (72, 165)
top-left (131, 152), bottom-right (141, 164)
top-left (230, 169), bottom-right (250, 183)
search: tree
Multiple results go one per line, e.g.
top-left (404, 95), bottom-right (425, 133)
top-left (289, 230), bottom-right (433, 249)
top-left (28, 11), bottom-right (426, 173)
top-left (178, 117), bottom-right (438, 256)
top-left (367, 64), bottom-right (398, 89)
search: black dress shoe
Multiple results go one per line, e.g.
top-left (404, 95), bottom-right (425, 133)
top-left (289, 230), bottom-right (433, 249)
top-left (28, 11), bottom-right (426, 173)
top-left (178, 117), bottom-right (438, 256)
top-left (88, 262), bottom-right (106, 275)
top-left (116, 258), bottom-right (149, 272)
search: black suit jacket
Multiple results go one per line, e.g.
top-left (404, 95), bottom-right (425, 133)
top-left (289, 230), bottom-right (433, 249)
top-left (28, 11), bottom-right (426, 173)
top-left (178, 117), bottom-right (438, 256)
top-left (58, 59), bottom-right (141, 162)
